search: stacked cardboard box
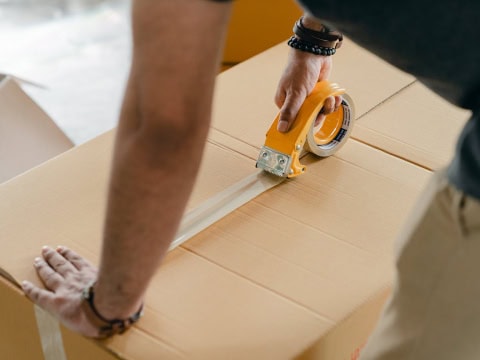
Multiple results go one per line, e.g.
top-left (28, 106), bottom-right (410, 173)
top-left (0, 38), bottom-right (469, 359)
top-left (223, 0), bottom-right (302, 64)
top-left (0, 76), bottom-right (73, 183)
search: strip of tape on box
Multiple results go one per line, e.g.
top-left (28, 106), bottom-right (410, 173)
top-left (34, 169), bottom-right (284, 359)
top-left (34, 305), bottom-right (68, 360)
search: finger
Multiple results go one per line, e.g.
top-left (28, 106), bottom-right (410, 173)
top-left (314, 113), bottom-right (326, 128)
top-left (56, 246), bottom-right (94, 272)
top-left (22, 280), bottom-right (55, 309)
top-left (34, 257), bottom-right (63, 290)
top-left (334, 95), bottom-right (342, 111)
top-left (318, 58), bottom-right (332, 81)
top-left (274, 87), bottom-right (286, 109)
top-left (321, 96), bottom-right (335, 115)
top-left (278, 89), bottom-right (306, 133)
top-left (42, 246), bottom-right (76, 277)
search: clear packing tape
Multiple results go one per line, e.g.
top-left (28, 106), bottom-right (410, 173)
top-left (35, 80), bottom-right (355, 359)
top-left (172, 81), bottom-right (355, 249)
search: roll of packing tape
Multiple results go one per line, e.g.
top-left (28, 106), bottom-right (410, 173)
top-left (305, 93), bottom-right (355, 157)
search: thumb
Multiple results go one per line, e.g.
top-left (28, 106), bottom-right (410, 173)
top-left (277, 90), bottom-right (306, 133)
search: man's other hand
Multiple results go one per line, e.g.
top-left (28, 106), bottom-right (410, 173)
top-left (22, 246), bottom-right (101, 338)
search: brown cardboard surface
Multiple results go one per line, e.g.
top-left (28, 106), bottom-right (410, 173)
top-left (183, 140), bottom-right (429, 320)
top-left (0, 77), bottom-right (73, 184)
top-left (0, 40), bottom-right (439, 359)
top-left (1, 131), bottom-right (332, 360)
top-left (0, 131), bottom-right (258, 280)
top-left (352, 82), bottom-right (471, 170)
top-left (0, 131), bottom-right (329, 359)
top-left (0, 279), bottom-right (44, 359)
top-left (0, 130), bottom-right (430, 359)
top-left (0, 277), bottom-right (120, 360)
top-left (297, 287), bottom-right (391, 360)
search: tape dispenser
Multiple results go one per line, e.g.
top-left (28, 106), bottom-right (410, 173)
top-left (256, 80), bottom-right (355, 178)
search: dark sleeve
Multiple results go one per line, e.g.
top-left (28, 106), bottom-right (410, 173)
top-left (297, 0), bottom-right (480, 110)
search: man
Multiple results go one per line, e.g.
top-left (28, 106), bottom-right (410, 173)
top-left (22, 0), bottom-right (480, 358)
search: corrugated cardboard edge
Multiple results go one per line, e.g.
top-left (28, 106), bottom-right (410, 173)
top-left (296, 286), bottom-right (391, 360)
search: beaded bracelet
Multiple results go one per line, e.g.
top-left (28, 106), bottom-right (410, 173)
top-left (287, 36), bottom-right (336, 56)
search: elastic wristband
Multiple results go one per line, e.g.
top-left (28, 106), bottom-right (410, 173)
top-left (287, 36), bottom-right (336, 56)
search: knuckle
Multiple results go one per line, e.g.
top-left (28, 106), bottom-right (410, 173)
top-left (44, 271), bottom-right (58, 284)
top-left (281, 108), bottom-right (294, 119)
top-left (43, 250), bottom-right (55, 261)
top-left (274, 98), bottom-right (283, 108)
top-left (64, 248), bottom-right (78, 259)
top-left (23, 286), bottom-right (33, 296)
top-left (274, 90), bottom-right (284, 103)
top-left (289, 87), bottom-right (304, 97)
top-left (59, 247), bottom-right (71, 256)
top-left (52, 294), bottom-right (69, 308)
top-left (52, 259), bottom-right (66, 268)
top-left (29, 289), bottom-right (40, 302)
top-left (323, 101), bottom-right (334, 113)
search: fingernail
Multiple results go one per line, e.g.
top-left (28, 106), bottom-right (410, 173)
top-left (56, 245), bottom-right (65, 252)
top-left (21, 280), bottom-right (30, 289)
top-left (277, 120), bottom-right (289, 132)
top-left (34, 257), bottom-right (42, 266)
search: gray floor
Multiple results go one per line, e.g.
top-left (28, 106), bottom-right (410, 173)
top-left (0, 0), bottom-right (132, 144)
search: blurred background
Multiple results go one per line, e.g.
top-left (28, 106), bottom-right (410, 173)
top-left (0, 0), bottom-right (117, 27)
top-left (0, 0), bottom-right (132, 144)
top-left (0, 0), bottom-right (301, 144)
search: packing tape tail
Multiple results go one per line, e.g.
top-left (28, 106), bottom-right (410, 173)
top-left (34, 305), bottom-right (68, 360)
top-left (170, 170), bottom-right (284, 250)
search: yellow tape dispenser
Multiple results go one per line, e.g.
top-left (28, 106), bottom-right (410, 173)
top-left (256, 80), bottom-right (355, 178)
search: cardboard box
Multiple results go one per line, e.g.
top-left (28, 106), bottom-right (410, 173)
top-left (223, 0), bottom-right (302, 63)
top-left (0, 40), bottom-right (437, 359)
top-left (0, 76), bottom-right (73, 184)
top-left (352, 82), bottom-right (470, 170)
top-left (0, 134), bottom-right (430, 360)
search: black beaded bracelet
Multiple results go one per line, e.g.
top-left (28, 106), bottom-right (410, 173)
top-left (287, 36), bottom-right (336, 56)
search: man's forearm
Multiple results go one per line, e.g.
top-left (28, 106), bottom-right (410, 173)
top-left (93, 0), bottom-right (232, 319)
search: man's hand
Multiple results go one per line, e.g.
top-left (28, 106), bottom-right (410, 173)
top-left (275, 12), bottom-right (343, 133)
top-left (19, 0), bottom-right (232, 339)
top-left (275, 49), bottom-right (342, 133)
top-left (22, 246), bottom-right (101, 338)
